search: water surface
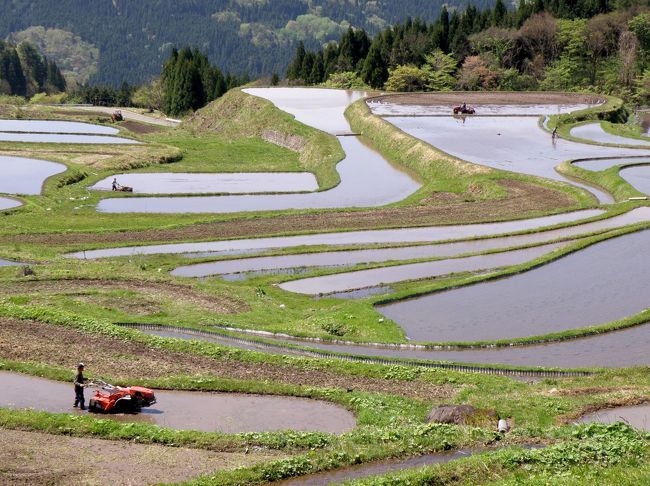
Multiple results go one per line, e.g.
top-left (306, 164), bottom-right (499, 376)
top-left (621, 166), bottom-right (650, 195)
top-left (577, 404), bottom-right (650, 431)
top-left (279, 243), bottom-right (567, 295)
top-left (0, 119), bottom-right (118, 134)
top-left (96, 137), bottom-right (420, 213)
top-left (172, 207), bottom-right (647, 278)
top-left (570, 123), bottom-right (650, 146)
top-left (0, 155), bottom-right (66, 194)
top-left (379, 230), bottom-right (650, 342)
top-left (0, 132), bottom-right (138, 144)
top-left (0, 371), bottom-right (355, 434)
top-left (369, 102), bottom-right (596, 117)
top-left (0, 197), bottom-right (21, 210)
top-left (388, 116), bottom-right (650, 203)
top-left (91, 172), bottom-right (319, 194)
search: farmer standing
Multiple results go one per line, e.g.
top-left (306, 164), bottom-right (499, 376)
top-left (112, 178), bottom-right (118, 191)
top-left (73, 362), bottom-right (88, 410)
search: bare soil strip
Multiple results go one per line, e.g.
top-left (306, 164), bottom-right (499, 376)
top-left (0, 318), bottom-right (455, 401)
top-left (0, 428), bottom-right (283, 486)
top-left (0, 180), bottom-right (577, 247)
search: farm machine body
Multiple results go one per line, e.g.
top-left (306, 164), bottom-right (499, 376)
top-left (88, 380), bottom-right (156, 413)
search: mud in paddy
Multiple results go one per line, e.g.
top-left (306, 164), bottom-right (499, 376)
top-left (0, 371), bottom-right (356, 434)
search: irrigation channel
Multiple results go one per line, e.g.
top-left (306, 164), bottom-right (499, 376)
top-left (0, 371), bottom-right (355, 434)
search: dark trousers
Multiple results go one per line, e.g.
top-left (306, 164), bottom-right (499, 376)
top-left (74, 386), bottom-right (85, 409)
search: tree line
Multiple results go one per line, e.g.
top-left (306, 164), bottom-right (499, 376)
top-left (0, 39), bottom-right (65, 97)
top-left (285, 0), bottom-right (650, 103)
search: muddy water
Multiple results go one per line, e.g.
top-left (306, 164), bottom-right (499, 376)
top-left (140, 323), bottom-right (650, 369)
top-left (171, 208), bottom-right (648, 278)
top-left (368, 102), bottom-right (595, 117)
top-left (577, 404), bottom-right (650, 431)
top-left (276, 449), bottom-right (478, 486)
top-left (96, 136), bottom-right (420, 213)
top-left (621, 166), bottom-right (650, 195)
top-left (243, 87), bottom-right (368, 135)
top-left (0, 119), bottom-right (118, 134)
top-left (0, 197), bottom-right (21, 210)
top-left (0, 132), bottom-right (139, 144)
top-left (0, 156), bottom-right (66, 194)
top-left (387, 116), bottom-right (650, 203)
top-left (279, 242), bottom-right (568, 295)
top-left (570, 123), bottom-right (650, 146)
top-left (380, 230), bottom-right (650, 342)
top-left (0, 371), bottom-right (355, 434)
top-left (0, 259), bottom-right (21, 266)
top-left (91, 172), bottom-right (319, 194)
top-left (71, 208), bottom-right (604, 259)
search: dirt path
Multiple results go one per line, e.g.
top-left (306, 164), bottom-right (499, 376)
top-left (0, 428), bottom-right (283, 485)
top-left (74, 106), bottom-right (180, 127)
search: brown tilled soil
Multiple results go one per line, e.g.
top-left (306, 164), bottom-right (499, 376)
top-left (0, 318), bottom-right (455, 401)
top-left (0, 180), bottom-right (577, 247)
top-left (0, 279), bottom-right (247, 314)
top-left (370, 91), bottom-right (605, 106)
top-left (120, 120), bottom-right (162, 134)
top-left (0, 428), bottom-right (283, 486)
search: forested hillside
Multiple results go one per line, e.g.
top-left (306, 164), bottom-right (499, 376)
top-left (0, 0), bottom-right (496, 86)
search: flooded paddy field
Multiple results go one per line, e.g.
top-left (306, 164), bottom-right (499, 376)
top-left (0, 371), bottom-right (355, 434)
top-left (91, 172), bottom-right (319, 194)
top-left (171, 207), bottom-right (648, 278)
top-left (0, 132), bottom-right (139, 144)
top-left (0, 155), bottom-right (66, 194)
top-left (379, 230), bottom-right (650, 342)
top-left (70, 208), bottom-right (604, 259)
top-left (570, 123), bottom-right (650, 146)
top-left (621, 165), bottom-right (650, 195)
top-left (0, 197), bottom-right (21, 210)
top-left (0, 119), bottom-right (118, 134)
top-left (95, 136), bottom-right (420, 213)
top-left (577, 403), bottom-right (650, 431)
top-left (279, 242), bottom-right (567, 295)
top-left (384, 116), bottom-right (650, 203)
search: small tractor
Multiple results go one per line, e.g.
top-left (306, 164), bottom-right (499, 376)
top-left (88, 379), bottom-right (156, 414)
top-left (453, 105), bottom-right (476, 115)
top-left (111, 110), bottom-right (124, 122)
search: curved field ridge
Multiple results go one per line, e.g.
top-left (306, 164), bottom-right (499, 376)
top-left (95, 88), bottom-right (420, 213)
top-left (0, 371), bottom-right (356, 434)
top-left (0, 155), bottom-right (66, 195)
top-left (69, 208), bottom-right (604, 259)
top-left (570, 123), bottom-right (650, 146)
top-left (0, 119), bottom-right (119, 134)
top-left (379, 230), bottom-right (650, 342)
top-left (91, 172), bottom-right (319, 194)
top-left (135, 323), bottom-right (650, 370)
top-left (171, 207), bottom-right (649, 278)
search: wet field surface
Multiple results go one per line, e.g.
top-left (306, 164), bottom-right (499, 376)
top-left (368, 102), bottom-right (595, 116)
top-left (621, 166), bottom-right (650, 195)
top-left (0, 259), bottom-right (21, 266)
top-left (171, 207), bottom-right (648, 278)
top-left (95, 136), bottom-right (420, 213)
top-left (577, 404), bottom-right (650, 431)
top-left (379, 230), bottom-right (650, 342)
top-left (385, 116), bottom-right (650, 203)
top-left (90, 172), bottom-right (319, 194)
top-left (0, 132), bottom-right (139, 144)
top-left (0, 371), bottom-right (356, 434)
top-left (0, 155), bottom-right (66, 194)
top-left (0, 119), bottom-right (119, 134)
top-left (275, 449), bottom-right (480, 485)
top-left (279, 242), bottom-right (568, 295)
top-left (573, 157), bottom-right (650, 171)
top-left (70, 209), bottom-right (604, 259)
top-left (141, 322), bottom-right (650, 369)
top-left (570, 123), bottom-right (650, 146)
top-left (0, 197), bottom-right (21, 210)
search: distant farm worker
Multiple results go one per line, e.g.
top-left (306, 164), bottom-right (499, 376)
top-left (111, 178), bottom-right (118, 191)
top-left (552, 127), bottom-right (558, 140)
top-left (73, 362), bottom-right (89, 410)
top-left (461, 102), bottom-right (467, 111)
